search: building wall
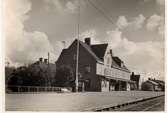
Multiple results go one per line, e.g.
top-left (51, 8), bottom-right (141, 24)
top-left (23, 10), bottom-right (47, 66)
top-left (127, 83), bottom-right (130, 91)
top-left (56, 40), bottom-right (131, 92)
top-left (56, 41), bottom-right (101, 91)
top-left (130, 74), bottom-right (140, 90)
top-left (141, 82), bottom-right (154, 91)
top-left (101, 78), bottom-right (110, 92)
top-left (96, 63), bottom-right (130, 80)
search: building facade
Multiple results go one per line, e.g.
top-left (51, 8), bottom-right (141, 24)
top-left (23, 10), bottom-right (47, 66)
top-left (56, 38), bottom-right (134, 92)
top-left (141, 79), bottom-right (165, 91)
top-left (130, 72), bottom-right (140, 90)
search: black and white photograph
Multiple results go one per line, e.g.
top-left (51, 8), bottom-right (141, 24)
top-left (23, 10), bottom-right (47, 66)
top-left (3, 0), bottom-right (165, 112)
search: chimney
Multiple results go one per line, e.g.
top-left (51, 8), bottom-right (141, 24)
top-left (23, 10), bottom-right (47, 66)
top-left (132, 72), bottom-right (134, 76)
top-left (39, 58), bottom-right (43, 62)
top-left (44, 59), bottom-right (48, 64)
top-left (85, 38), bottom-right (91, 46)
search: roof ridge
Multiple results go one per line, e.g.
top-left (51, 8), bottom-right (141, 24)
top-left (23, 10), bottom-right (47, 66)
top-left (78, 40), bottom-right (101, 61)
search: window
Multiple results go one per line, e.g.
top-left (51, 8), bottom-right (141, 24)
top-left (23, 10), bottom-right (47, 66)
top-left (85, 65), bottom-right (91, 73)
top-left (104, 51), bottom-right (112, 67)
top-left (107, 57), bottom-right (110, 65)
top-left (73, 54), bottom-right (76, 60)
top-left (86, 79), bottom-right (91, 88)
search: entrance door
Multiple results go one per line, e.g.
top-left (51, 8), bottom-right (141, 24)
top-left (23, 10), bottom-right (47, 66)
top-left (115, 81), bottom-right (120, 91)
top-left (85, 79), bottom-right (91, 91)
top-left (78, 81), bottom-right (85, 92)
top-left (101, 79), bottom-right (109, 92)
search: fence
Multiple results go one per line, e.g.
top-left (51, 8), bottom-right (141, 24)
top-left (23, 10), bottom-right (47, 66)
top-left (6, 85), bottom-right (72, 93)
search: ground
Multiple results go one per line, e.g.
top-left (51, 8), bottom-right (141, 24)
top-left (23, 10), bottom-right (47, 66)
top-left (117, 96), bottom-right (164, 111)
top-left (5, 91), bottom-right (164, 111)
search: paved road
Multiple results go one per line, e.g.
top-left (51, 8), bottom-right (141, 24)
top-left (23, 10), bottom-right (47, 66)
top-left (5, 91), bottom-right (164, 111)
top-left (115, 96), bottom-right (165, 111)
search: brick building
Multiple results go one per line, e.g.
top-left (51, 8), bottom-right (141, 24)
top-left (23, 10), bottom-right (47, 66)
top-left (32, 58), bottom-right (56, 86)
top-left (130, 72), bottom-right (140, 90)
top-left (56, 38), bottom-right (134, 92)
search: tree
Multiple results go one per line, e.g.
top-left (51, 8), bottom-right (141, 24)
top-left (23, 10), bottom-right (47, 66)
top-left (7, 65), bottom-right (47, 92)
top-left (54, 66), bottom-right (74, 87)
top-left (5, 66), bottom-right (15, 85)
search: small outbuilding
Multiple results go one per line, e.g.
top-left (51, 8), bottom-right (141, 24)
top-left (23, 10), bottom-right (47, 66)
top-left (141, 79), bottom-right (164, 91)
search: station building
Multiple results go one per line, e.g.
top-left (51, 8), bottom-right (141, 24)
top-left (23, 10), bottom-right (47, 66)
top-left (56, 38), bottom-right (135, 92)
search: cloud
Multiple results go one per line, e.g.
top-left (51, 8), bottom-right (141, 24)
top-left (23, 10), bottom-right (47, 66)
top-left (66, 0), bottom-right (78, 13)
top-left (116, 16), bottom-right (129, 29)
top-left (117, 13), bottom-right (164, 37)
top-left (106, 28), bottom-right (164, 80)
top-left (5, 0), bottom-right (62, 66)
top-left (43, 0), bottom-right (78, 14)
top-left (79, 29), bottom-right (102, 44)
top-left (146, 14), bottom-right (161, 30)
top-left (43, 0), bottom-right (65, 13)
top-left (156, 0), bottom-right (164, 6)
top-left (116, 14), bottom-right (145, 30)
top-left (146, 14), bottom-right (164, 36)
top-left (130, 14), bottom-right (146, 29)
top-left (143, 0), bottom-right (165, 6)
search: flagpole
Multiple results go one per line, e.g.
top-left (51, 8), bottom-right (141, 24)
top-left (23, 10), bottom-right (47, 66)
top-left (75, 0), bottom-right (80, 92)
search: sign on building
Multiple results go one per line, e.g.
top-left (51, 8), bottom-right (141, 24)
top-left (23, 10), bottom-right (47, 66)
top-left (96, 63), bottom-right (130, 80)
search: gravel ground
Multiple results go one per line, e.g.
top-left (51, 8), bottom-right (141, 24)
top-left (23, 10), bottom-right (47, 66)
top-left (118, 96), bottom-right (165, 111)
top-left (5, 91), bottom-right (164, 111)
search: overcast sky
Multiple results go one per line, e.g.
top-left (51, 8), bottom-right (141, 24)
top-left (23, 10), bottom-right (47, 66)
top-left (5, 0), bottom-right (165, 80)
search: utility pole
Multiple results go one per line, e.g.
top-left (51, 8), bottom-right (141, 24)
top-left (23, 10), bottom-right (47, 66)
top-left (75, 0), bottom-right (80, 92)
top-left (48, 52), bottom-right (50, 65)
top-left (47, 52), bottom-right (50, 86)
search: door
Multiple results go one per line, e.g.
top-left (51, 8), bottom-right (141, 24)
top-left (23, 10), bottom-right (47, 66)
top-left (85, 79), bottom-right (91, 91)
top-left (101, 79), bottom-right (109, 92)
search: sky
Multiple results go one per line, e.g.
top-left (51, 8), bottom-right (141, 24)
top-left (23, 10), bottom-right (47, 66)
top-left (5, 0), bottom-right (165, 80)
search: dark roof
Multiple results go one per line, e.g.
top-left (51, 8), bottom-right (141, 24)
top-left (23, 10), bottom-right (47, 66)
top-left (56, 49), bottom-right (69, 63)
top-left (147, 80), bottom-right (159, 85)
top-left (91, 44), bottom-right (108, 61)
top-left (111, 58), bottom-right (120, 67)
top-left (58, 39), bottom-right (130, 72)
top-left (78, 40), bottom-right (101, 61)
top-left (151, 80), bottom-right (165, 86)
top-left (112, 57), bottom-right (130, 72)
top-left (112, 57), bottom-right (122, 66)
top-left (81, 40), bottom-right (130, 72)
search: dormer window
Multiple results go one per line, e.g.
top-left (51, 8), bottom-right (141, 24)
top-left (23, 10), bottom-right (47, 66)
top-left (104, 51), bottom-right (112, 67)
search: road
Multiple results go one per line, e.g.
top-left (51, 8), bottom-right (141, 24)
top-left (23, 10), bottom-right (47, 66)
top-left (5, 91), bottom-right (164, 111)
top-left (115, 96), bottom-right (164, 111)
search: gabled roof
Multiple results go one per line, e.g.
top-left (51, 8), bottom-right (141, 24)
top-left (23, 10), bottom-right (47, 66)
top-left (148, 80), bottom-right (159, 85)
top-left (78, 40), bottom-right (101, 61)
top-left (58, 39), bottom-right (130, 72)
top-left (112, 57), bottom-right (130, 72)
top-left (152, 80), bottom-right (165, 86)
top-left (91, 44), bottom-right (108, 61)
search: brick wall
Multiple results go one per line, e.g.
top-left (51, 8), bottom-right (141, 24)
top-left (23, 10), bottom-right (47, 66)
top-left (56, 40), bottom-right (101, 91)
